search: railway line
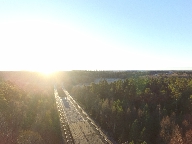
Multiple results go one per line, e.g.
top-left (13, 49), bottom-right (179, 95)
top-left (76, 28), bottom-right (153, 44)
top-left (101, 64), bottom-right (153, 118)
top-left (54, 87), bottom-right (113, 144)
top-left (55, 89), bottom-right (74, 144)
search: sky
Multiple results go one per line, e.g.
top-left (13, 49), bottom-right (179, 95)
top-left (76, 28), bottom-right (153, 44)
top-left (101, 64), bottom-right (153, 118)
top-left (0, 0), bottom-right (192, 71)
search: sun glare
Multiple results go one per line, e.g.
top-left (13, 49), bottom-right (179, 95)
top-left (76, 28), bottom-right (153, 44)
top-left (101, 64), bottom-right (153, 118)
top-left (38, 69), bottom-right (56, 76)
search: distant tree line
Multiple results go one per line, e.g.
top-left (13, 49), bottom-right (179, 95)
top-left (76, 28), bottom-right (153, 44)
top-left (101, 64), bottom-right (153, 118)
top-left (70, 76), bottom-right (192, 144)
top-left (55, 70), bottom-right (192, 91)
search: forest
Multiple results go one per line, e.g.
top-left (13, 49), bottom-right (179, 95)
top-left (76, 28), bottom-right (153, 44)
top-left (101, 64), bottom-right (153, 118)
top-left (1, 71), bottom-right (192, 144)
top-left (69, 74), bottom-right (192, 144)
top-left (0, 72), bottom-right (63, 144)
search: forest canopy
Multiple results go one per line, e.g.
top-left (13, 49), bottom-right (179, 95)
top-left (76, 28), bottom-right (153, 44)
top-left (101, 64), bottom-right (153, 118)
top-left (0, 72), bottom-right (63, 144)
top-left (70, 75), bottom-right (192, 143)
top-left (1, 71), bottom-right (192, 144)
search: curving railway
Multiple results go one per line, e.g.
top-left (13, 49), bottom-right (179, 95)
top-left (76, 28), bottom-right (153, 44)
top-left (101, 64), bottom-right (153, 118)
top-left (54, 87), bottom-right (113, 144)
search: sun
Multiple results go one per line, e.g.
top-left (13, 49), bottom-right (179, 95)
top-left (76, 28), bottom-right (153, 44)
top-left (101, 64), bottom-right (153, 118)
top-left (38, 69), bottom-right (56, 76)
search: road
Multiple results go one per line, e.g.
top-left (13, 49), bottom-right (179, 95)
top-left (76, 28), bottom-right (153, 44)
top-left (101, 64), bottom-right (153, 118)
top-left (54, 88), bottom-right (113, 144)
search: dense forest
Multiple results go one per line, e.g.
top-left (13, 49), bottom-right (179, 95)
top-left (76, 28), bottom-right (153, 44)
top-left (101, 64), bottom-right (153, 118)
top-left (1, 71), bottom-right (192, 144)
top-left (0, 72), bottom-right (63, 144)
top-left (70, 76), bottom-right (192, 144)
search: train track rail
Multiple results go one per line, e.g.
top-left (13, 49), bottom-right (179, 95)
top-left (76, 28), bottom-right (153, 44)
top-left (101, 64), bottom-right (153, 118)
top-left (55, 89), bottom-right (75, 144)
top-left (54, 88), bottom-right (114, 144)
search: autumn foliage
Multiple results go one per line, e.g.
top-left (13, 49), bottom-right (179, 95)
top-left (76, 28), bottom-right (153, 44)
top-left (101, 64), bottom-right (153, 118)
top-left (0, 72), bottom-right (63, 144)
top-left (70, 74), bottom-right (192, 143)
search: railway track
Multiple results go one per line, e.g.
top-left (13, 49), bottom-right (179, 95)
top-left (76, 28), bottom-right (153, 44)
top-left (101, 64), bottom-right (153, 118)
top-left (54, 88), bottom-right (114, 144)
top-left (55, 89), bottom-right (75, 144)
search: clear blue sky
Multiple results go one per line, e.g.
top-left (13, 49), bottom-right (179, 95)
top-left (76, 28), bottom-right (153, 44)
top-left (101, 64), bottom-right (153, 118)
top-left (0, 0), bottom-right (192, 71)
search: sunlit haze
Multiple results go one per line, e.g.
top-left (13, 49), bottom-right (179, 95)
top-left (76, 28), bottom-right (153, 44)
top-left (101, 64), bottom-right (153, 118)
top-left (1, 0), bottom-right (192, 71)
